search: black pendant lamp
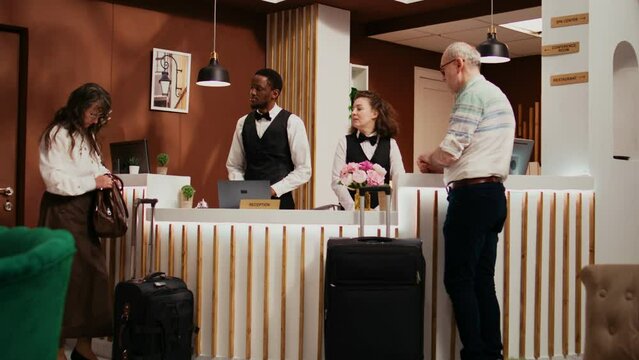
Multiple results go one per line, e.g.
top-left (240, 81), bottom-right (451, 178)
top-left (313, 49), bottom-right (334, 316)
top-left (196, 0), bottom-right (231, 87)
top-left (476, 0), bottom-right (510, 64)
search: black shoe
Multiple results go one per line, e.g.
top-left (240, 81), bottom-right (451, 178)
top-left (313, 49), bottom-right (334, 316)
top-left (70, 349), bottom-right (90, 360)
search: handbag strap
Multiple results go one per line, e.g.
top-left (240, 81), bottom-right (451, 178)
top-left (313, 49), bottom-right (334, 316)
top-left (106, 173), bottom-right (128, 218)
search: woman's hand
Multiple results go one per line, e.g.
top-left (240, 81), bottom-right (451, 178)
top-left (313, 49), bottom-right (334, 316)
top-left (95, 175), bottom-right (114, 190)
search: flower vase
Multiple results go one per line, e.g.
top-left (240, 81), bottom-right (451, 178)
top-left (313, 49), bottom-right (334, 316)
top-left (353, 189), bottom-right (372, 210)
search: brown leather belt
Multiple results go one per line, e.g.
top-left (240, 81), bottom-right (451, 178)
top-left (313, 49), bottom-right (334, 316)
top-left (447, 176), bottom-right (502, 191)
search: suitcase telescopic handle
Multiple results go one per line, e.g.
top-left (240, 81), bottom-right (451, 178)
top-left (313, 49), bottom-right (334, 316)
top-left (130, 198), bottom-right (159, 279)
top-left (137, 198), bottom-right (158, 206)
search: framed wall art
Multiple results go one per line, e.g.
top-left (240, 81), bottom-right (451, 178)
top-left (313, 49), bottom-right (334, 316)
top-left (150, 48), bottom-right (191, 113)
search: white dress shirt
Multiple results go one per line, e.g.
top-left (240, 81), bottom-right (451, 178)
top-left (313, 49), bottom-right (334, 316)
top-left (331, 132), bottom-right (405, 210)
top-left (226, 104), bottom-right (312, 197)
top-left (39, 125), bottom-right (109, 196)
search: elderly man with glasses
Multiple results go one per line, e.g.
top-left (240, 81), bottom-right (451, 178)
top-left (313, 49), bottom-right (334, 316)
top-left (417, 42), bottom-right (515, 360)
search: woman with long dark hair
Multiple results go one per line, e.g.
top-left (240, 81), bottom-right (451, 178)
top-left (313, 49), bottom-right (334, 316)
top-left (331, 90), bottom-right (406, 210)
top-left (39, 83), bottom-right (114, 360)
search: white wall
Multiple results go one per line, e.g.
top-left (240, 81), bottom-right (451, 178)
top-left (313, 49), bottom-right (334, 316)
top-left (542, 0), bottom-right (639, 263)
top-left (541, 0), bottom-right (590, 176)
top-left (314, 4), bottom-right (350, 207)
top-left (588, 0), bottom-right (639, 263)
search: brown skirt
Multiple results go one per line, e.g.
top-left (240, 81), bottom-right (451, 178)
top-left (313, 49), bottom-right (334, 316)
top-left (38, 191), bottom-right (112, 340)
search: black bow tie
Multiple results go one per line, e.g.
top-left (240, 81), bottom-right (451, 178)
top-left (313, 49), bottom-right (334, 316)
top-left (254, 111), bottom-right (271, 121)
top-left (357, 133), bottom-right (378, 146)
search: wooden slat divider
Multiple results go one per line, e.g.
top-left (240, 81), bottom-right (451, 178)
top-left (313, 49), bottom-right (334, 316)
top-left (246, 226), bottom-right (253, 359)
top-left (416, 189), bottom-right (421, 238)
top-left (281, 226), bottom-right (287, 360)
top-left (519, 192), bottom-right (529, 359)
top-left (589, 193), bottom-right (596, 264)
top-left (298, 227), bottom-right (306, 360)
top-left (181, 225), bottom-right (188, 283)
top-left (548, 193), bottom-right (557, 357)
top-left (503, 191), bottom-right (511, 360)
top-left (534, 102), bottom-right (540, 162)
top-left (267, 4), bottom-right (316, 208)
top-left (317, 227), bottom-right (325, 360)
top-left (528, 107), bottom-right (534, 145)
top-left (263, 227), bottom-right (270, 360)
top-left (212, 225), bottom-right (219, 357)
top-left (517, 104), bottom-right (523, 138)
top-left (140, 198), bottom-right (147, 277)
top-left (168, 224), bottom-right (174, 277)
top-left (575, 193), bottom-right (583, 354)
top-left (534, 192), bottom-right (544, 358)
top-left (154, 224), bottom-right (160, 272)
top-left (196, 225), bottom-right (202, 355)
top-left (430, 191), bottom-right (438, 360)
top-left (229, 225), bottom-right (236, 358)
top-left (562, 193), bottom-right (570, 357)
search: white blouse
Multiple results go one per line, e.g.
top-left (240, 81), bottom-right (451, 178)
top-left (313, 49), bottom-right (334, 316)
top-left (331, 133), bottom-right (405, 210)
top-left (39, 125), bottom-right (109, 196)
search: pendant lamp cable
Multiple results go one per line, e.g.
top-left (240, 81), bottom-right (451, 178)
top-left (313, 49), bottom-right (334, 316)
top-left (490, 0), bottom-right (494, 30)
top-left (213, 0), bottom-right (217, 55)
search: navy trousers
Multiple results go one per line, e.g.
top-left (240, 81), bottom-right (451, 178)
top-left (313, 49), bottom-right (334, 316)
top-left (443, 182), bottom-right (507, 360)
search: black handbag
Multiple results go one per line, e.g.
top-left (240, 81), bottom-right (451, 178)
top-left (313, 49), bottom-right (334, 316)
top-left (93, 174), bottom-right (128, 237)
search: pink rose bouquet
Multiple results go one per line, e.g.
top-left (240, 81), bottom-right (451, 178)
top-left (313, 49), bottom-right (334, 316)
top-left (339, 160), bottom-right (387, 189)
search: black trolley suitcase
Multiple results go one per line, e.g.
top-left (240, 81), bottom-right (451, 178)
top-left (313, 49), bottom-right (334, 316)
top-left (112, 198), bottom-right (194, 360)
top-left (324, 186), bottom-right (425, 360)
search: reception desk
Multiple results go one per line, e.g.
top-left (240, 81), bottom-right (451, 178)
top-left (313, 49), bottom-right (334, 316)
top-left (108, 174), bottom-right (594, 360)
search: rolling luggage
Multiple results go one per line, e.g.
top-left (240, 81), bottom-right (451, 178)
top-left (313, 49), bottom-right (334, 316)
top-left (112, 198), bottom-right (194, 360)
top-left (324, 186), bottom-right (425, 360)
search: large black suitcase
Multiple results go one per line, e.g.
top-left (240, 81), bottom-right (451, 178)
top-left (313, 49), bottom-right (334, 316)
top-left (112, 198), bottom-right (194, 360)
top-left (324, 186), bottom-right (425, 360)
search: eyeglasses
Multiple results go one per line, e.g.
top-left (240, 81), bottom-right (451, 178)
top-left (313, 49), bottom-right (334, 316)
top-left (439, 58), bottom-right (458, 76)
top-left (88, 109), bottom-right (112, 122)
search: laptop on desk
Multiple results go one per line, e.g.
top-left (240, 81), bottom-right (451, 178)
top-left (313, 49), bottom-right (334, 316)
top-left (217, 180), bottom-right (272, 209)
top-left (510, 138), bottom-right (534, 175)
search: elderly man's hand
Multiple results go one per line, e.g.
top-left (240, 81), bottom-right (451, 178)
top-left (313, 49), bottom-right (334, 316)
top-left (417, 153), bottom-right (444, 173)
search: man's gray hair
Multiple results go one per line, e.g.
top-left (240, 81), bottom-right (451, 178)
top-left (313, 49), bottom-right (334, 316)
top-left (444, 42), bottom-right (481, 67)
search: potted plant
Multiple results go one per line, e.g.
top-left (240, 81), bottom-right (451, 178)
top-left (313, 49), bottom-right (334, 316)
top-left (156, 152), bottom-right (169, 175)
top-left (128, 156), bottom-right (140, 174)
top-left (180, 184), bottom-right (195, 208)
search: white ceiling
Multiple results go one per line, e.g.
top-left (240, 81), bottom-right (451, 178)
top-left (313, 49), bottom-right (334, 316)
top-left (370, 6), bottom-right (542, 58)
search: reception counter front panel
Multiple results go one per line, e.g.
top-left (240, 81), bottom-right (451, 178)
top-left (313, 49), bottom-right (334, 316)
top-left (108, 174), bottom-right (594, 360)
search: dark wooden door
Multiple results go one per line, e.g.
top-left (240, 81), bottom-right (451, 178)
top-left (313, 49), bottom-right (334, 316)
top-left (0, 25), bottom-right (27, 227)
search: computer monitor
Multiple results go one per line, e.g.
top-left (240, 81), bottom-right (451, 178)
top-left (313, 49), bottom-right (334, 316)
top-left (217, 180), bottom-right (271, 209)
top-left (510, 138), bottom-right (534, 175)
top-left (109, 139), bottom-right (150, 174)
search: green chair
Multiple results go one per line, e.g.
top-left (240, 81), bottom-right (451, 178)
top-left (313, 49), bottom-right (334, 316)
top-left (0, 226), bottom-right (76, 360)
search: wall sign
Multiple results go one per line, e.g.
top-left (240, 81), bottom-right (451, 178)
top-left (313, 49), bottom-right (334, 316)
top-left (240, 199), bottom-right (281, 209)
top-left (542, 42), bottom-right (580, 56)
top-left (551, 13), bottom-right (589, 28)
top-left (550, 72), bottom-right (589, 86)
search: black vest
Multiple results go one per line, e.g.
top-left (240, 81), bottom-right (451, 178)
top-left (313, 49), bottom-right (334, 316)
top-left (345, 133), bottom-right (391, 209)
top-left (242, 110), bottom-right (294, 185)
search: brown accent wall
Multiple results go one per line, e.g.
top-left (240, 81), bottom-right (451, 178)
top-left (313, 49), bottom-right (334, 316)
top-left (0, 1), bottom-right (265, 226)
top-left (351, 29), bottom-right (541, 172)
